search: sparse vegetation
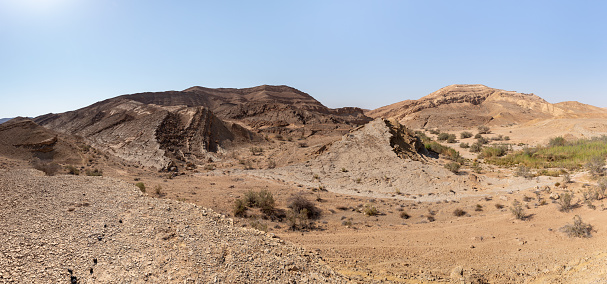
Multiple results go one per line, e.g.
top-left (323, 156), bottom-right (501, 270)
top-left (444, 162), bottom-right (461, 174)
top-left (154, 185), bottom-right (162, 196)
top-left (65, 165), bottom-right (80, 175)
top-left (425, 141), bottom-right (464, 163)
top-left (437, 133), bottom-right (450, 141)
top-left (399, 211), bottom-right (410, 219)
top-left (250, 146), bottom-right (263, 156)
top-left (460, 131), bottom-right (473, 139)
top-left (243, 189), bottom-right (275, 215)
top-left (561, 215), bottom-right (593, 238)
top-left (514, 165), bottom-right (533, 179)
top-left (495, 203), bottom-right (504, 209)
top-left (233, 198), bottom-right (247, 217)
top-left (549, 136), bottom-right (566, 147)
top-left (510, 200), bottom-right (526, 220)
top-left (477, 125), bottom-right (491, 134)
top-left (453, 208), bottom-right (466, 216)
top-left (363, 204), bottom-right (379, 216)
top-left (135, 182), bottom-right (145, 193)
top-left (479, 145), bottom-right (507, 159)
top-left (475, 204), bottom-right (483, 211)
top-left (460, 142), bottom-right (470, 148)
top-left (557, 191), bottom-right (574, 212)
top-left (486, 136), bottom-right (607, 170)
top-left (85, 168), bottom-right (103, 176)
top-left (288, 194), bottom-right (321, 219)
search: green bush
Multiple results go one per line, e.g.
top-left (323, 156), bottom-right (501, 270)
top-left (243, 189), bottom-right (275, 215)
top-left (445, 162), bottom-right (461, 174)
top-left (288, 194), bottom-right (321, 219)
top-left (233, 198), bottom-right (247, 217)
top-left (437, 133), bottom-right (450, 141)
top-left (135, 182), bottom-right (146, 193)
top-left (477, 125), bottom-right (491, 134)
top-left (480, 145), bottom-right (508, 158)
top-left (460, 131), bottom-right (473, 139)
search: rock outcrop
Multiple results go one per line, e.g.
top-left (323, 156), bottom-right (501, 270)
top-left (35, 99), bottom-right (257, 170)
top-left (0, 118), bottom-right (84, 164)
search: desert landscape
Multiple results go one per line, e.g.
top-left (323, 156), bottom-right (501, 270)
top-left (1, 84), bottom-right (607, 283)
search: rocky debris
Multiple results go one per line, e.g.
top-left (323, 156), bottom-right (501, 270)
top-left (0, 169), bottom-right (346, 283)
top-left (0, 118), bottom-right (84, 164)
top-left (35, 99), bottom-right (258, 170)
top-left (241, 119), bottom-right (470, 199)
top-left (367, 84), bottom-right (603, 129)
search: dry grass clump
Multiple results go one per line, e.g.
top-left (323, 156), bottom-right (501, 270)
top-left (444, 162), bottom-right (461, 174)
top-left (363, 204), bottom-right (379, 216)
top-left (477, 125), bottom-right (491, 134)
top-left (510, 200), bottom-right (526, 220)
top-left (65, 165), bottom-right (80, 175)
top-left (453, 208), bottom-right (467, 217)
top-left (561, 215), bottom-right (593, 238)
top-left (85, 168), bottom-right (103, 176)
top-left (558, 191), bottom-right (574, 212)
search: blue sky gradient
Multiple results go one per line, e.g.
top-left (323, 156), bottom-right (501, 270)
top-left (1, 0), bottom-right (606, 117)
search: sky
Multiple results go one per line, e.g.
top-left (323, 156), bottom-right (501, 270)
top-left (1, 0), bottom-right (606, 118)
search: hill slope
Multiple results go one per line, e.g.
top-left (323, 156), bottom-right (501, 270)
top-left (368, 84), bottom-right (607, 129)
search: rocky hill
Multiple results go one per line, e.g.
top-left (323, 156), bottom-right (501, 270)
top-left (0, 117), bottom-right (13, 124)
top-left (35, 99), bottom-right (258, 170)
top-left (0, 118), bottom-right (84, 164)
top-left (367, 84), bottom-right (607, 129)
top-left (119, 85), bottom-right (371, 132)
top-left (0, 168), bottom-right (346, 283)
top-left (244, 119), bottom-right (474, 199)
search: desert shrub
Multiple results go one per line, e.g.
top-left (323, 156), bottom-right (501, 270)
top-left (135, 182), bottom-right (146, 193)
top-left (549, 136), bottom-right (566, 147)
top-left (243, 189), bottom-right (275, 215)
top-left (363, 204), bottom-right (378, 216)
top-left (477, 125), bottom-right (491, 134)
top-left (453, 208), bottom-right (466, 217)
top-left (250, 147), bottom-right (263, 156)
top-left (491, 135), bottom-right (504, 141)
top-left (586, 156), bottom-right (605, 177)
top-left (561, 215), bottom-right (593, 238)
top-left (474, 133), bottom-right (483, 139)
top-left (249, 219), bottom-right (268, 232)
top-left (415, 131), bottom-right (432, 143)
top-left (558, 192), bottom-right (574, 212)
top-left (460, 131), bottom-right (473, 139)
top-left (65, 165), bottom-right (80, 175)
top-left (480, 145), bottom-right (507, 158)
top-left (446, 134), bottom-right (457, 143)
top-left (475, 204), bottom-right (483, 211)
top-left (437, 133), bottom-right (450, 141)
top-left (444, 162), bottom-right (461, 174)
top-left (495, 203), bottom-right (504, 209)
top-left (267, 159), bottom-right (276, 169)
top-left (31, 159), bottom-right (60, 176)
top-left (429, 129), bottom-right (440, 135)
top-left (471, 161), bottom-right (483, 174)
top-left (233, 198), bottom-right (247, 217)
top-left (287, 208), bottom-right (311, 231)
top-left (426, 215), bottom-right (435, 222)
top-left (288, 194), bottom-right (321, 219)
top-left (460, 142), bottom-right (470, 148)
top-left (597, 178), bottom-right (607, 199)
top-left (400, 211), bottom-right (410, 219)
top-left (470, 142), bottom-right (483, 153)
top-left (562, 173), bottom-right (571, 184)
top-left (154, 185), bottom-right (162, 196)
top-left (476, 136), bottom-right (489, 145)
top-left (510, 200), bottom-right (526, 220)
top-left (425, 141), bottom-right (464, 162)
top-left (515, 165), bottom-right (533, 179)
top-left (341, 167), bottom-right (348, 172)
top-left (85, 168), bottom-right (103, 176)
top-left (504, 136), bottom-right (510, 141)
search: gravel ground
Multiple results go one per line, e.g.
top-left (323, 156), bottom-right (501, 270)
top-left (0, 169), bottom-right (346, 283)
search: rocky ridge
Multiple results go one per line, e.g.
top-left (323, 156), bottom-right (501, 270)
top-left (367, 84), bottom-right (607, 129)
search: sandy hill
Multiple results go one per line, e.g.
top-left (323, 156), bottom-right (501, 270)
top-left (119, 85), bottom-right (371, 132)
top-left (35, 99), bottom-right (258, 170)
top-left (367, 84), bottom-right (607, 129)
top-left (0, 118), bottom-right (84, 164)
top-left (0, 168), bottom-right (346, 283)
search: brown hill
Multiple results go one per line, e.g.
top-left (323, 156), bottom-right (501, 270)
top-left (119, 85), bottom-right (371, 132)
top-left (35, 99), bottom-right (258, 170)
top-left (367, 84), bottom-right (607, 129)
top-left (0, 118), bottom-right (84, 164)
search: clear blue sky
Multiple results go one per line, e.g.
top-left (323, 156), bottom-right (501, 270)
top-left (1, 0), bottom-right (606, 118)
